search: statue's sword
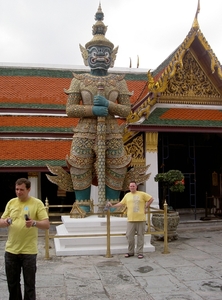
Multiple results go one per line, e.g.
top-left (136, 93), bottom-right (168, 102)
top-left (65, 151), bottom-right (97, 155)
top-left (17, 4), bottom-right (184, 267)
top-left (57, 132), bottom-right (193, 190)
top-left (96, 82), bottom-right (106, 210)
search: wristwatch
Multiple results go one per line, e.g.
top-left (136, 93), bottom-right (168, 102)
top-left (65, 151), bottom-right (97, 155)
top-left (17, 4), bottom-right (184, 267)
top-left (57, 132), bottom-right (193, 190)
top-left (32, 221), bottom-right (37, 227)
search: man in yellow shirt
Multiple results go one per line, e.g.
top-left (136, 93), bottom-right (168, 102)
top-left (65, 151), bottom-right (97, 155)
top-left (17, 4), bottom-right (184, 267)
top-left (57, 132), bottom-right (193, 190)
top-left (108, 181), bottom-right (153, 259)
top-left (0, 178), bottom-right (50, 300)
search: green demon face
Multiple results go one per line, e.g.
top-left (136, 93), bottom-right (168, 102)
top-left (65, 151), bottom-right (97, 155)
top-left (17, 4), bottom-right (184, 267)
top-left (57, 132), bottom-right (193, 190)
top-left (87, 46), bottom-right (112, 70)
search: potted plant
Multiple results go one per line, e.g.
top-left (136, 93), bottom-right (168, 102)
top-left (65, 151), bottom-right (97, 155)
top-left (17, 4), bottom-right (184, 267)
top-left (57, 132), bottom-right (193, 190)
top-left (152, 170), bottom-right (185, 241)
top-left (154, 169), bottom-right (185, 209)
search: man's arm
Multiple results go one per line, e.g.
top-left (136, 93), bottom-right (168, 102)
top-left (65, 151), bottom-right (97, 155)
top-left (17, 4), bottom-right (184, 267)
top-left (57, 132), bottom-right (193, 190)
top-left (25, 218), bottom-right (50, 230)
top-left (107, 201), bottom-right (124, 208)
top-left (34, 219), bottom-right (50, 230)
top-left (145, 197), bottom-right (154, 208)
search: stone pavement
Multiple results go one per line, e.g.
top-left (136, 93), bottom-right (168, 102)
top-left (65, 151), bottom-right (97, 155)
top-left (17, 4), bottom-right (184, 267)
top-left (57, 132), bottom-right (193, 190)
top-left (0, 225), bottom-right (222, 300)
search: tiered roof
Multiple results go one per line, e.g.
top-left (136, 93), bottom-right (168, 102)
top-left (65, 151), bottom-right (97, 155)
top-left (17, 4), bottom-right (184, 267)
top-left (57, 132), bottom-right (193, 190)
top-left (129, 108), bottom-right (222, 133)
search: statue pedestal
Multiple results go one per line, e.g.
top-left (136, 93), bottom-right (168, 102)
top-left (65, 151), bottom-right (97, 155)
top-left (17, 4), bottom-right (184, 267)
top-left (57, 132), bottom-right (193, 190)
top-left (54, 215), bottom-right (155, 256)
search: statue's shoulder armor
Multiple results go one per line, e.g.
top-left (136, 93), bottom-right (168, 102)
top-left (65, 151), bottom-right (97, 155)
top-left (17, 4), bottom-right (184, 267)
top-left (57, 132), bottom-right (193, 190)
top-left (72, 73), bottom-right (125, 82)
top-left (72, 73), bottom-right (87, 80)
top-left (114, 74), bottom-right (125, 81)
top-left (64, 73), bottom-right (88, 94)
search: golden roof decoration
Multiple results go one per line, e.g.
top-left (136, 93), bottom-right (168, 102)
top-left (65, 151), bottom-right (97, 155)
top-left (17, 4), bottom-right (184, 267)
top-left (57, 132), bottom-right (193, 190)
top-left (192, 0), bottom-right (200, 29)
top-left (149, 0), bottom-right (222, 100)
top-left (125, 0), bottom-right (222, 136)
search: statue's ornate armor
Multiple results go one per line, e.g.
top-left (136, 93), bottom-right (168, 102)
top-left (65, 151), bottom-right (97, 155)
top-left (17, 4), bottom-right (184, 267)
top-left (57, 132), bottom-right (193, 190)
top-left (65, 73), bottom-right (132, 193)
top-left (46, 5), bottom-right (150, 216)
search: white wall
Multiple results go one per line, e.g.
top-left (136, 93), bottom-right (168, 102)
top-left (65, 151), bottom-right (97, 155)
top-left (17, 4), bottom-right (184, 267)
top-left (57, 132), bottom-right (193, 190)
top-left (28, 174), bottom-right (38, 198)
top-left (145, 151), bottom-right (159, 208)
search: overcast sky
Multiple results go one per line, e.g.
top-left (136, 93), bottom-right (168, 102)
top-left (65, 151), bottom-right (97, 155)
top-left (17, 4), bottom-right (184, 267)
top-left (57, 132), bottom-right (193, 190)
top-left (0, 0), bottom-right (221, 70)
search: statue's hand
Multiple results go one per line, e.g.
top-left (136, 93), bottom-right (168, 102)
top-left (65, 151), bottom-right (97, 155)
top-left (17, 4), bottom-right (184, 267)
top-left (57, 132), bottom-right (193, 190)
top-left (94, 95), bottom-right (109, 107)
top-left (92, 106), bottom-right (108, 117)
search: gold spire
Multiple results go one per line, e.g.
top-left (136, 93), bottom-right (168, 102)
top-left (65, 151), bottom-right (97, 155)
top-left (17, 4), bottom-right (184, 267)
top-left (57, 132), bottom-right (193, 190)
top-left (137, 55), bottom-right (139, 68)
top-left (192, 0), bottom-right (200, 29)
top-left (129, 57), bottom-right (132, 68)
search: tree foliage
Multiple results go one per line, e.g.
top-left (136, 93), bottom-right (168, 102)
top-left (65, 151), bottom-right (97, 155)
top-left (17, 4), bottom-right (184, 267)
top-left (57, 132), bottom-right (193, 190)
top-left (154, 170), bottom-right (185, 193)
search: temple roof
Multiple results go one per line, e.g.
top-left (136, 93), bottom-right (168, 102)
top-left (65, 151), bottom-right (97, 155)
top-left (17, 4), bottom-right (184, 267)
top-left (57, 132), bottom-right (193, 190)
top-left (0, 67), bottom-right (147, 108)
top-left (128, 107), bottom-right (222, 133)
top-left (0, 139), bottom-right (71, 171)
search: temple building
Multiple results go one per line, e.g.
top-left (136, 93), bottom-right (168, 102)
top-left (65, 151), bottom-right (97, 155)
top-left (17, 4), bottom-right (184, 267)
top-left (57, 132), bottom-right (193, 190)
top-left (0, 5), bottom-right (222, 218)
top-left (126, 7), bottom-right (222, 217)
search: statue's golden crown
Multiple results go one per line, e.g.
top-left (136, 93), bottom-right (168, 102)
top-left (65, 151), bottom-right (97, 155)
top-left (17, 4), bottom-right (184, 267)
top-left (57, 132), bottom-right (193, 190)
top-left (85, 4), bottom-right (114, 50)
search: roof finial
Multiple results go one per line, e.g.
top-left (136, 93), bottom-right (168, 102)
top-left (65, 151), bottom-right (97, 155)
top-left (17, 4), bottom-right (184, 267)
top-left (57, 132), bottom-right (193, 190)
top-left (129, 57), bottom-right (132, 68)
top-left (192, 0), bottom-right (200, 29)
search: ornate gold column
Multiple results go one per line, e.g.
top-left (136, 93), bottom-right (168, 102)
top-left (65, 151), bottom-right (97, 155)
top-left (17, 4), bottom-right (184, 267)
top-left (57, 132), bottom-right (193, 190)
top-left (146, 132), bottom-right (158, 152)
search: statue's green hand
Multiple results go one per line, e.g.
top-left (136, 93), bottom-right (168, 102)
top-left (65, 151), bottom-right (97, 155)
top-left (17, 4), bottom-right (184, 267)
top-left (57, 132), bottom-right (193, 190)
top-left (92, 106), bottom-right (108, 116)
top-left (94, 95), bottom-right (109, 107)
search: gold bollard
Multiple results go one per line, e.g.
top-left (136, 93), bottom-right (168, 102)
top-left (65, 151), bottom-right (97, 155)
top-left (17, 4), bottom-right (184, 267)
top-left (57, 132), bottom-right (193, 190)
top-left (163, 201), bottom-right (170, 254)
top-left (44, 229), bottom-right (50, 260)
top-left (44, 197), bottom-right (50, 259)
top-left (45, 197), bottom-right (49, 215)
top-left (105, 208), bottom-right (112, 258)
top-left (147, 206), bottom-right (151, 233)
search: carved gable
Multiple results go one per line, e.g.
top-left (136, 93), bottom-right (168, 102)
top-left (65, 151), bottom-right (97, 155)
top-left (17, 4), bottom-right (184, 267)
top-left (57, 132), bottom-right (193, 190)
top-left (162, 51), bottom-right (221, 102)
top-left (125, 133), bottom-right (145, 166)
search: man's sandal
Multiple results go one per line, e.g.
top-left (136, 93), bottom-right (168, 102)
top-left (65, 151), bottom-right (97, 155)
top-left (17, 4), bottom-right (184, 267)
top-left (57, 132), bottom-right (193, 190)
top-left (124, 253), bottom-right (134, 258)
top-left (138, 254), bottom-right (144, 259)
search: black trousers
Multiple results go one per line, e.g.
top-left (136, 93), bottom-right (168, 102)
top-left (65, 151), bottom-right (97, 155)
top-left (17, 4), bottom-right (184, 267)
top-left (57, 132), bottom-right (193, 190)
top-left (5, 251), bottom-right (37, 300)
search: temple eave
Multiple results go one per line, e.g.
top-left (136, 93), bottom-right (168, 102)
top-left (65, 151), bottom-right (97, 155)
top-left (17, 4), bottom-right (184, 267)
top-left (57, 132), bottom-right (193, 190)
top-left (127, 125), bottom-right (222, 133)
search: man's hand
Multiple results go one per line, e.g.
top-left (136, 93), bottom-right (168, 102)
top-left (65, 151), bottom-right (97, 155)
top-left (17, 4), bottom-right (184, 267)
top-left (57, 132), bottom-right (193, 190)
top-left (94, 95), bottom-right (109, 107)
top-left (0, 218), bottom-right (11, 227)
top-left (25, 218), bottom-right (33, 228)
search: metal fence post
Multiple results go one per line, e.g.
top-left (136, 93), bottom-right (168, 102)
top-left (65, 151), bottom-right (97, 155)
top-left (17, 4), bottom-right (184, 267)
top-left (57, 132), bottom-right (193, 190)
top-left (163, 201), bottom-right (170, 254)
top-left (105, 208), bottom-right (112, 258)
top-left (44, 198), bottom-right (50, 259)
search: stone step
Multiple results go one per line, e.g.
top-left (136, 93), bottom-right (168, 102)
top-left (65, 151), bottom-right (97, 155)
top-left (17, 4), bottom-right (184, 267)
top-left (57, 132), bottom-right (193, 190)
top-left (178, 216), bottom-right (222, 231)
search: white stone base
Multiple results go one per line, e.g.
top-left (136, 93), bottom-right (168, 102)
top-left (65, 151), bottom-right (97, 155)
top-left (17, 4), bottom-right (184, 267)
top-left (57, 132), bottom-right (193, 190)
top-left (54, 215), bottom-right (155, 256)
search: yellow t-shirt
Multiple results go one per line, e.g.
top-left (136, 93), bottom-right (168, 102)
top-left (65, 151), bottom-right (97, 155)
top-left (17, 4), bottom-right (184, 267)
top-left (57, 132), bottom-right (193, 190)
top-left (120, 191), bottom-right (152, 221)
top-left (1, 197), bottom-right (48, 254)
